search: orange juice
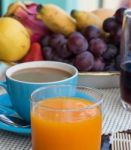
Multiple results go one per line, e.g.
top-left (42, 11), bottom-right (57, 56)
top-left (31, 97), bottom-right (102, 150)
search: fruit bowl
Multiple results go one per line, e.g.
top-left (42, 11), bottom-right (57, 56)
top-left (78, 71), bottom-right (120, 88)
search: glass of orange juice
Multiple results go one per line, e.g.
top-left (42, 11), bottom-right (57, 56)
top-left (31, 85), bottom-right (103, 150)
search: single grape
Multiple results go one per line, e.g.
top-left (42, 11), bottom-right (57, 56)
top-left (69, 32), bottom-right (85, 38)
top-left (89, 38), bottom-right (107, 57)
top-left (114, 7), bottom-right (127, 24)
top-left (67, 32), bottom-right (88, 54)
top-left (103, 44), bottom-right (118, 61)
top-left (92, 58), bottom-right (105, 71)
top-left (83, 25), bottom-right (101, 41)
top-left (103, 17), bottom-right (118, 33)
top-left (50, 34), bottom-right (65, 49)
top-left (74, 51), bottom-right (94, 71)
top-left (54, 38), bottom-right (72, 58)
top-left (55, 37), bottom-right (67, 49)
top-left (42, 46), bottom-right (54, 60)
top-left (41, 36), bottom-right (51, 47)
top-left (56, 43), bottom-right (72, 58)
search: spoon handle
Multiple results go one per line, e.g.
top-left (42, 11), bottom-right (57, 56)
top-left (0, 114), bottom-right (30, 128)
top-left (0, 114), bottom-right (17, 126)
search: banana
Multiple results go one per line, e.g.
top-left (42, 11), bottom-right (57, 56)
top-left (71, 10), bottom-right (103, 31)
top-left (37, 4), bottom-right (76, 36)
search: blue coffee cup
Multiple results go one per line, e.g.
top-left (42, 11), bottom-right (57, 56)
top-left (0, 61), bottom-right (78, 122)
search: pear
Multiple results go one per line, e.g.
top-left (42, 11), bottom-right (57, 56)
top-left (92, 8), bottom-right (115, 22)
top-left (0, 17), bottom-right (30, 61)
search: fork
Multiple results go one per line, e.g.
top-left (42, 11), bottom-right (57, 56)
top-left (111, 132), bottom-right (131, 150)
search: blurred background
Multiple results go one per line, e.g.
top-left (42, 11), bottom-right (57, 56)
top-left (0, 0), bottom-right (123, 15)
top-left (78, 0), bottom-right (121, 11)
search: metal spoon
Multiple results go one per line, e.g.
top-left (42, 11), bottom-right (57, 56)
top-left (0, 105), bottom-right (30, 128)
top-left (0, 114), bottom-right (30, 128)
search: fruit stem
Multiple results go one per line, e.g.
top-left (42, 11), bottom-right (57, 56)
top-left (37, 5), bottom-right (43, 13)
top-left (71, 9), bottom-right (77, 17)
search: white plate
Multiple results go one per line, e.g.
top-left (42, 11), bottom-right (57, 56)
top-left (78, 72), bottom-right (120, 88)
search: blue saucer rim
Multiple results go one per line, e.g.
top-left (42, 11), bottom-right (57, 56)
top-left (0, 93), bottom-right (31, 135)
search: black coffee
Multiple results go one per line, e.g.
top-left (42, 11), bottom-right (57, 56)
top-left (11, 68), bottom-right (72, 83)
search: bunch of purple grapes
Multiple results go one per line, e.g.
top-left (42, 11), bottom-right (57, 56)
top-left (41, 31), bottom-right (99, 71)
top-left (40, 8), bottom-right (126, 72)
top-left (102, 7), bottom-right (127, 70)
top-left (41, 34), bottom-right (73, 63)
top-left (83, 25), bottom-right (120, 71)
top-left (40, 30), bottom-right (118, 71)
top-left (103, 7), bottom-right (127, 46)
top-left (41, 32), bottom-right (95, 71)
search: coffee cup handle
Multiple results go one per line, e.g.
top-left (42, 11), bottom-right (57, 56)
top-left (0, 81), bottom-right (7, 91)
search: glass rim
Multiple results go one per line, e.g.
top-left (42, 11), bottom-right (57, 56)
top-left (124, 8), bottom-right (131, 18)
top-left (31, 85), bottom-right (103, 112)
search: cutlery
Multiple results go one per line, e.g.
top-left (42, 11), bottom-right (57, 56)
top-left (0, 104), bottom-right (30, 128)
top-left (0, 114), bottom-right (30, 128)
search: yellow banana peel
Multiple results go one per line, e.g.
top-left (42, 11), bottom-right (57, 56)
top-left (37, 4), bottom-right (77, 36)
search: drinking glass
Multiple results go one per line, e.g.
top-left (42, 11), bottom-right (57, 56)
top-left (31, 85), bottom-right (103, 150)
top-left (120, 9), bottom-right (131, 111)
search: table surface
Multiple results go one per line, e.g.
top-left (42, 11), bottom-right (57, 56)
top-left (0, 88), bottom-right (130, 150)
